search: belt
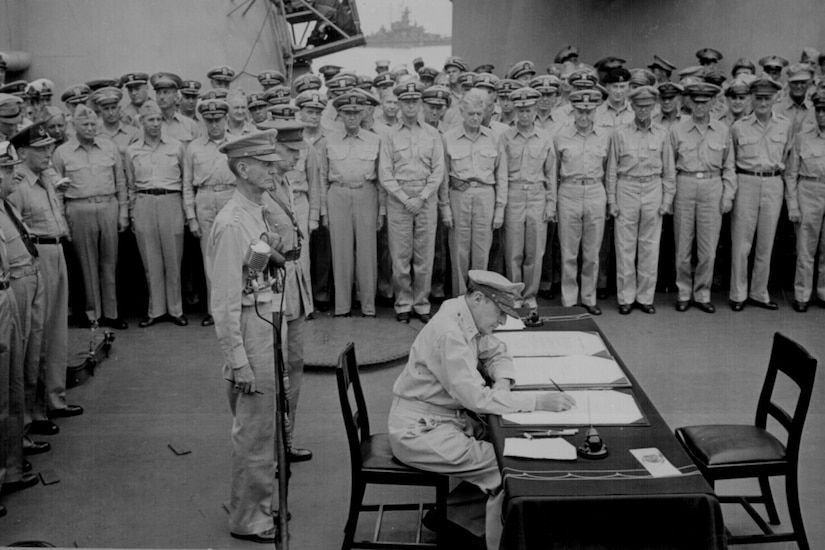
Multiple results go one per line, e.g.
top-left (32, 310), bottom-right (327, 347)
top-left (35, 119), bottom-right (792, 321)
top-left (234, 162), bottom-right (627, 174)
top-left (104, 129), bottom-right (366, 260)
top-left (137, 189), bottom-right (181, 195)
top-left (449, 176), bottom-right (491, 190)
top-left (619, 174), bottom-right (660, 183)
top-left (509, 180), bottom-right (543, 189)
top-left (0, 280), bottom-right (9, 290)
top-left (65, 194), bottom-right (115, 203)
top-left (800, 175), bottom-right (825, 183)
top-left (199, 184), bottom-right (235, 193)
top-left (329, 180), bottom-right (369, 190)
top-left (397, 179), bottom-right (427, 184)
top-left (282, 249), bottom-right (301, 262)
top-left (392, 396), bottom-right (464, 418)
top-left (9, 264), bottom-right (38, 279)
top-left (678, 170), bottom-right (721, 179)
top-left (31, 236), bottom-right (61, 245)
top-left (736, 168), bottom-right (782, 178)
top-left (561, 177), bottom-right (602, 186)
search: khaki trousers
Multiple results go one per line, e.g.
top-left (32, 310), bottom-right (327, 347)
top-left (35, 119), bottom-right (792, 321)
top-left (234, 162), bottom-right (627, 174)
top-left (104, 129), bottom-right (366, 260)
top-left (196, 188), bottom-right (234, 314)
top-left (1, 288), bottom-right (25, 484)
top-left (449, 185), bottom-right (495, 296)
top-left (9, 269), bottom-right (46, 425)
top-left (503, 184), bottom-right (547, 308)
top-left (794, 179), bottom-right (825, 302)
top-left (729, 174), bottom-right (783, 303)
top-left (674, 175), bottom-right (723, 303)
top-left (34, 243), bottom-right (69, 412)
top-left (558, 183), bottom-right (606, 307)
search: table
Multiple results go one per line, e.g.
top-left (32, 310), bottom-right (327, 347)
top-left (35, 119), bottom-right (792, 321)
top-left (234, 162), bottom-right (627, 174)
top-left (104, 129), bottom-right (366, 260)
top-left (489, 307), bottom-right (727, 549)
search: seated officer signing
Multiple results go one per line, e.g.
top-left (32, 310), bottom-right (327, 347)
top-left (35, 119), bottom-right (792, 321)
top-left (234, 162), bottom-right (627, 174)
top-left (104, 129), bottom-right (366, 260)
top-left (389, 270), bottom-right (575, 550)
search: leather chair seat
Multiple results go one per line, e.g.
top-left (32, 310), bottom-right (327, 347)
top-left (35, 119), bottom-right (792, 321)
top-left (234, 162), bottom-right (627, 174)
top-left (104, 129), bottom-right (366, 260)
top-left (677, 424), bottom-right (786, 466)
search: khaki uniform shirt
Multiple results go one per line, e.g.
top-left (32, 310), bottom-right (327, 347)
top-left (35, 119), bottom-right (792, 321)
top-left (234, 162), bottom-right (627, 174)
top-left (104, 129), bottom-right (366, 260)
top-left (503, 124), bottom-right (557, 212)
top-left (320, 128), bottom-right (386, 215)
top-left (98, 122), bottom-right (139, 156)
top-left (443, 125), bottom-right (508, 207)
top-left (0, 201), bottom-right (36, 269)
top-left (668, 117), bottom-right (737, 201)
top-left (595, 100), bottom-right (634, 130)
top-left (286, 145), bottom-right (322, 223)
top-left (125, 135), bottom-right (185, 211)
top-left (162, 112), bottom-right (200, 144)
top-left (606, 120), bottom-right (677, 208)
top-left (554, 124), bottom-right (611, 181)
top-left (784, 125), bottom-right (825, 214)
top-left (182, 134), bottom-right (235, 220)
top-left (378, 118), bottom-right (445, 203)
top-left (8, 164), bottom-right (69, 238)
top-left (730, 113), bottom-right (793, 172)
top-left (774, 96), bottom-right (817, 136)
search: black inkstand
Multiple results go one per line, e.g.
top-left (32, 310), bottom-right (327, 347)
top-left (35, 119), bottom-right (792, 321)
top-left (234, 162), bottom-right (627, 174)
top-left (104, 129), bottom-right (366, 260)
top-left (523, 309), bottom-right (543, 328)
top-left (577, 427), bottom-right (609, 459)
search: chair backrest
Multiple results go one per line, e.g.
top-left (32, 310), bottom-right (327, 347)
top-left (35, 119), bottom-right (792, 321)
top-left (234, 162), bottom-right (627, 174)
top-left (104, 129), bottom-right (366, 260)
top-left (756, 333), bottom-right (818, 461)
top-left (336, 342), bottom-right (370, 474)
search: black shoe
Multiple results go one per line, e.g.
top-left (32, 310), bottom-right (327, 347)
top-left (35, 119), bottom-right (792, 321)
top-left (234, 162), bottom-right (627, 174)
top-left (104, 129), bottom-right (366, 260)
top-left (638, 304), bottom-right (656, 314)
top-left (287, 447), bottom-right (313, 462)
top-left (675, 300), bottom-right (690, 312)
top-left (746, 297), bottom-right (778, 310)
top-left (139, 316), bottom-right (161, 328)
top-left (170, 315), bottom-right (188, 327)
top-left (618, 304), bottom-right (632, 315)
top-left (695, 301), bottom-right (716, 314)
top-left (376, 295), bottom-right (395, 308)
top-left (415, 312), bottom-right (431, 324)
top-left (23, 440), bottom-right (50, 456)
top-left (201, 315), bottom-right (214, 327)
top-left (729, 300), bottom-right (745, 312)
top-left (49, 404), bottom-right (83, 418)
top-left (582, 304), bottom-right (601, 316)
top-left (538, 289), bottom-right (555, 300)
top-left (333, 312), bottom-right (352, 318)
top-left (314, 300), bottom-right (331, 312)
top-left (793, 300), bottom-right (809, 313)
top-left (230, 526), bottom-right (278, 543)
top-left (1, 473), bottom-right (39, 495)
top-left (361, 313), bottom-right (376, 318)
top-left (100, 317), bottom-right (128, 330)
top-left (396, 311), bottom-right (411, 323)
top-left (23, 459), bottom-right (32, 473)
top-left (597, 288), bottom-right (609, 300)
top-left (28, 420), bottom-right (59, 435)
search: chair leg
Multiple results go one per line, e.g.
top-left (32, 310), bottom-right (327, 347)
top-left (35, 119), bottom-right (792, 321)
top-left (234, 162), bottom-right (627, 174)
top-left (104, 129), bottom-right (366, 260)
top-left (758, 476), bottom-right (780, 525)
top-left (435, 480), bottom-right (448, 548)
top-left (342, 481), bottom-right (366, 550)
top-left (786, 471), bottom-right (810, 550)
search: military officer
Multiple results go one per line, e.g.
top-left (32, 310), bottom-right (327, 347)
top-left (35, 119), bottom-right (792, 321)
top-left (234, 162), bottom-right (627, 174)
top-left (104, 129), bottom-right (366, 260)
top-left (722, 76), bottom-right (754, 127)
top-left (529, 75), bottom-right (563, 134)
top-left (501, 87), bottom-right (556, 310)
top-left (0, 93), bottom-right (23, 140)
top-left (378, 80), bottom-right (445, 323)
top-left (507, 60), bottom-right (537, 84)
top-left (245, 92), bottom-right (269, 125)
top-left (775, 63), bottom-right (816, 136)
top-left (257, 70), bottom-right (285, 91)
top-left (42, 106), bottom-right (68, 147)
top-left (786, 91), bottom-right (825, 311)
top-left (151, 73), bottom-right (200, 145)
top-left (319, 92), bottom-right (382, 317)
top-left (696, 48), bottom-right (724, 70)
top-left (388, 269), bottom-right (575, 550)
top-left (178, 80), bottom-right (202, 121)
top-left (60, 84), bottom-right (91, 119)
top-left (607, 86), bottom-right (676, 314)
top-left (264, 85), bottom-right (292, 107)
top-left (669, 82), bottom-right (736, 313)
top-left (649, 55), bottom-right (678, 84)
top-left (207, 65), bottom-right (235, 90)
top-left (52, 105), bottom-right (128, 329)
top-left (93, 87), bottom-right (139, 155)
top-left (9, 123), bottom-right (82, 420)
top-left (120, 72), bottom-right (151, 127)
top-left (375, 59), bottom-right (390, 74)
top-left (125, 100), bottom-right (188, 327)
top-left (554, 89), bottom-right (610, 315)
top-left (728, 77), bottom-right (792, 311)
top-left (759, 56), bottom-right (789, 83)
top-left (321, 73), bottom-right (356, 135)
top-left (732, 58), bottom-right (757, 78)
top-left (225, 92), bottom-right (256, 137)
top-left (494, 79), bottom-right (520, 127)
top-left (443, 56), bottom-right (469, 110)
top-left (293, 73), bottom-right (322, 95)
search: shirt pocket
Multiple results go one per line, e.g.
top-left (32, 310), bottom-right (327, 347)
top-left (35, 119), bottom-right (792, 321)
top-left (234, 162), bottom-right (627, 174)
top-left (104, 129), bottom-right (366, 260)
top-left (357, 146), bottom-right (379, 181)
top-left (705, 138), bottom-right (726, 165)
top-left (477, 148), bottom-right (498, 173)
top-left (738, 135), bottom-right (760, 159)
top-left (90, 156), bottom-right (115, 186)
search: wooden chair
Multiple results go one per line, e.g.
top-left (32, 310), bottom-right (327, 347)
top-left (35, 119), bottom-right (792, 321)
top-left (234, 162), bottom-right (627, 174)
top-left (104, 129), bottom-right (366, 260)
top-left (675, 332), bottom-right (817, 549)
top-left (336, 342), bottom-right (449, 550)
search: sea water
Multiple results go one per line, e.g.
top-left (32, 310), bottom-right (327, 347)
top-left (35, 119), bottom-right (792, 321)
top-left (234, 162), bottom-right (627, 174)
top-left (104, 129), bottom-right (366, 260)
top-left (309, 44), bottom-right (452, 78)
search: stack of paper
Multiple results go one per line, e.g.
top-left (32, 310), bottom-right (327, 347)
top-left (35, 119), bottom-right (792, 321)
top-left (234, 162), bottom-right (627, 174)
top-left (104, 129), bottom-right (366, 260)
top-left (502, 390), bottom-right (644, 426)
top-left (512, 356), bottom-right (629, 389)
top-left (496, 331), bottom-right (608, 357)
top-left (504, 437), bottom-right (577, 460)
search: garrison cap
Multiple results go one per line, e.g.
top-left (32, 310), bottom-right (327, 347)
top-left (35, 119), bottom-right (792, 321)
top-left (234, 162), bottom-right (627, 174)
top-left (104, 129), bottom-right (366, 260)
top-left (467, 270), bottom-right (524, 319)
top-left (629, 68), bottom-right (657, 87)
top-left (731, 58), bottom-right (756, 76)
top-left (179, 80), bottom-right (202, 96)
top-left (356, 75), bottom-right (374, 91)
top-left (510, 87), bottom-right (541, 107)
top-left (759, 56), bottom-right (789, 70)
top-left (318, 65), bottom-right (342, 80)
top-left (200, 88), bottom-right (229, 100)
top-left (417, 66), bottom-right (440, 82)
top-left (787, 63), bottom-right (813, 82)
top-left (293, 73), bottom-right (322, 93)
top-left (703, 68), bottom-right (727, 86)
top-left (594, 56), bottom-right (626, 71)
top-left (495, 78), bottom-right (522, 97)
top-left (472, 73), bottom-right (499, 91)
top-left (0, 141), bottom-right (22, 167)
top-left (326, 73), bottom-right (357, 93)
top-left (91, 86), bottom-right (123, 106)
top-left (11, 121), bottom-right (55, 149)
top-left (569, 89), bottom-right (603, 110)
top-left (219, 130), bottom-right (281, 161)
top-left (267, 103), bottom-right (299, 120)
top-left (73, 103), bottom-right (97, 123)
top-left (0, 93), bottom-right (23, 124)
top-left (139, 100), bottom-right (162, 117)
top-left (412, 57), bottom-right (425, 72)
top-left (269, 120), bottom-right (307, 150)
top-left (60, 84), bottom-right (92, 104)
top-left (627, 85), bottom-right (659, 104)
top-left (749, 75), bottom-right (782, 96)
top-left (28, 78), bottom-right (55, 98)
top-left (812, 91), bottom-right (825, 109)
top-left (528, 75), bottom-right (561, 93)
top-left (507, 60), bottom-right (536, 81)
top-left (120, 72), bottom-right (149, 87)
top-left (86, 78), bottom-right (120, 92)
top-left (603, 67), bottom-right (631, 84)
top-left (0, 81), bottom-right (27, 97)
top-left (422, 85), bottom-right (451, 106)
top-left (197, 98), bottom-right (229, 118)
top-left (257, 70), bottom-right (286, 88)
top-left (150, 72), bottom-right (182, 90)
top-left (373, 72), bottom-right (396, 89)
top-left (207, 65), bottom-right (235, 82)
top-left (724, 75), bottom-right (755, 97)
top-left (648, 55), bottom-right (677, 73)
top-left (657, 81), bottom-right (684, 99)
top-left (294, 90), bottom-right (327, 109)
top-left (264, 85), bottom-right (292, 105)
top-left (444, 56), bottom-right (469, 72)
top-left (247, 92), bottom-right (269, 109)
top-left (696, 47), bottom-right (723, 63)
top-left (393, 80), bottom-right (425, 100)
top-left (684, 82), bottom-right (721, 101)
top-left (567, 69), bottom-right (599, 89)
top-left (332, 91), bottom-right (367, 112)
top-left (554, 45), bottom-right (579, 64)
top-left (43, 105), bottom-right (64, 121)
top-left (375, 59), bottom-right (391, 72)
top-left (474, 64), bottom-right (495, 75)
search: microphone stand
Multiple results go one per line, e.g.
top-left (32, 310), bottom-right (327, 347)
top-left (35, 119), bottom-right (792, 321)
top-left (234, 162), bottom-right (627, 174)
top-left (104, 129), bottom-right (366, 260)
top-left (271, 268), bottom-right (290, 550)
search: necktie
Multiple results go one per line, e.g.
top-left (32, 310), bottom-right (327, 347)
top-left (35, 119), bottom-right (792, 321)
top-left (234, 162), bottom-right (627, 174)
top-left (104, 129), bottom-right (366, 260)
top-left (3, 200), bottom-right (39, 259)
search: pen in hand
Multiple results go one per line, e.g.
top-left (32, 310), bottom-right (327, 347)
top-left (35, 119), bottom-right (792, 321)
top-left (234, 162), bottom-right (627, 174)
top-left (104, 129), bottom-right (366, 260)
top-left (548, 376), bottom-right (566, 393)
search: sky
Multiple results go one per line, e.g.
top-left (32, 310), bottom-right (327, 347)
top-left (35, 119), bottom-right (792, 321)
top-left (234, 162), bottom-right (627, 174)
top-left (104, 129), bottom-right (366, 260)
top-left (354, 0), bottom-right (452, 36)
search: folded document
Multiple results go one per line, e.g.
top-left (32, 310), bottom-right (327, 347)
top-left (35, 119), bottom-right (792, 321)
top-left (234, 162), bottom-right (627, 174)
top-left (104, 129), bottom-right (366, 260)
top-left (504, 437), bottom-right (577, 460)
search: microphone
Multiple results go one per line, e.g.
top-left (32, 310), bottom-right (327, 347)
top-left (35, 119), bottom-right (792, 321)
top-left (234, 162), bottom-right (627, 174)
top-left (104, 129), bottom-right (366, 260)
top-left (244, 239), bottom-right (272, 275)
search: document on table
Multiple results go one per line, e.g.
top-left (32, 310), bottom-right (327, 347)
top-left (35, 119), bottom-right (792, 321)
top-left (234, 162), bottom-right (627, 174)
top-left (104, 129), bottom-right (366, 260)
top-left (630, 448), bottom-right (683, 477)
top-left (511, 355), bottom-right (630, 389)
top-left (502, 390), bottom-right (645, 426)
top-left (504, 437), bottom-right (577, 460)
top-left (495, 331), bottom-right (608, 357)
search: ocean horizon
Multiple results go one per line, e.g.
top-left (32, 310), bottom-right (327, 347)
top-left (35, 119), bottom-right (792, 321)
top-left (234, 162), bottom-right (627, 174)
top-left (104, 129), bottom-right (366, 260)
top-left (308, 44), bottom-right (452, 78)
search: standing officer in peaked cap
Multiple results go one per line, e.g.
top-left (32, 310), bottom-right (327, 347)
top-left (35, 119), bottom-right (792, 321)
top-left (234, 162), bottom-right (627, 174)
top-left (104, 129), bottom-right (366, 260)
top-left (120, 72), bottom-right (151, 127)
top-left (696, 48), bottom-right (723, 69)
top-left (151, 72), bottom-right (200, 145)
top-left (0, 94), bottom-right (24, 140)
top-left (649, 55), bottom-right (678, 84)
top-left (257, 70), bottom-right (286, 91)
top-left (207, 65), bottom-right (235, 90)
top-left (178, 80), bottom-right (202, 121)
top-left (93, 87), bottom-right (139, 155)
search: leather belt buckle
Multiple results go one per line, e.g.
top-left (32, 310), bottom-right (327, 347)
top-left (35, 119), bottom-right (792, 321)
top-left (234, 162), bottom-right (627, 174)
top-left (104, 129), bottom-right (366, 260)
top-left (695, 172), bottom-right (707, 179)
